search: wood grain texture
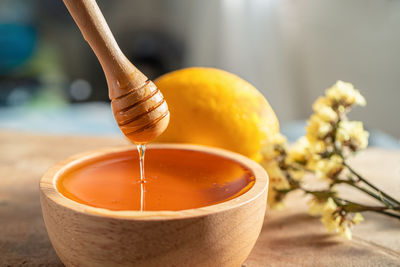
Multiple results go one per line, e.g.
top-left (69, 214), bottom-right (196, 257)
top-left (62, 0), bottom-right (169, 143)
top-left (0, 131), bottom-right (399, 266)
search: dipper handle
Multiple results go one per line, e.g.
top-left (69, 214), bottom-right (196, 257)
top-left (63, 0), bottom-right (169, 143)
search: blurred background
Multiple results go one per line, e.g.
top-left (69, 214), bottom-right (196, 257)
top-left (0, 0), bottom-right (399, 147)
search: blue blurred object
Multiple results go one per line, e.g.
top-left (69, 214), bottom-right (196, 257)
top-left (0, 23), bottom-right (37, 73)
top-left (0, 103), bottom-right (121, 137)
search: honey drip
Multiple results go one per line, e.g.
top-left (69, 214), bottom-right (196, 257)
top-left (137, 144), bottom-right (146, 211)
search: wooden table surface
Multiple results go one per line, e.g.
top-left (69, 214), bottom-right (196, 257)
top-left (0, 131), bottom-right (399, 267)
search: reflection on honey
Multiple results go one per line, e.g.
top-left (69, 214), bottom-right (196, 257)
top-left (58, 148), bottom-right (255, 211)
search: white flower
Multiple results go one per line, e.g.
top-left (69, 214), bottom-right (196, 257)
top-left (309, 140), bottom-right (331, 155)
top-left (320, 198), bottom-right (339, 232)
top-left (313, 155), bottom-right (343, 179)
top-left (262, 160), bottom-right (289, 209)
top-left (326, 81), bottom-right (366, 107)
top-left (313, 97), bottom-right (332, 111)
top-left (317, 106), bottom-right (338, 122)
top-left (262, 133), bottom-right (287, 161)
top-left (288, 137), bottom-right (311, 164)
top-left (312, 97), bottom-right (338, 122)
top-left (336, 121), bottom-right (369, 149)
top-left (337, 222), bottom-right (353, 240)
top-left (352, 213), bottom-right (364, 225)
top-left (319, 198), bottom-right (363, 240)
top-left (307, 114), bottom-right (333, 140)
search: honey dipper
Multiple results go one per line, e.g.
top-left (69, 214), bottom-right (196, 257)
top-left (63, 0), bottom-right (169, 143)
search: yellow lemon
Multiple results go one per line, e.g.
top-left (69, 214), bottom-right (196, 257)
top-left (154, 67), bottom-right (279, 162)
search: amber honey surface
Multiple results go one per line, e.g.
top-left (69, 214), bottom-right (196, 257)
top-left (57, 148), bottom-right (255, 211)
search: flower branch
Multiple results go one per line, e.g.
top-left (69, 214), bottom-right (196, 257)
top-left (342, 161), bottom-right (400, 207)
top-left (267, 81), bottom-right (400, 239)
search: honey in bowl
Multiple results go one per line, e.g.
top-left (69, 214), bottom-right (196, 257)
top-left (57, 148), bottom-right (255, 211)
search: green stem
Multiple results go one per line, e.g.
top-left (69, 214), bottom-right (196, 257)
top-left (333, 179), bottom-right (394, 208)
top-left (296, 183), bottom-right (400, 220)
top-left (343, 161), bottom-right (400, 206)
top-left (333, 197), bottom-right (400, 220)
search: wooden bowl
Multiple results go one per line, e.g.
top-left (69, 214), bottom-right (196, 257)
top-left (40, 144), bottom-right (268, 267)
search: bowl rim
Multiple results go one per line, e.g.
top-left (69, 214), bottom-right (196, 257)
top-left (40, 143), bottom-right (269, 221)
